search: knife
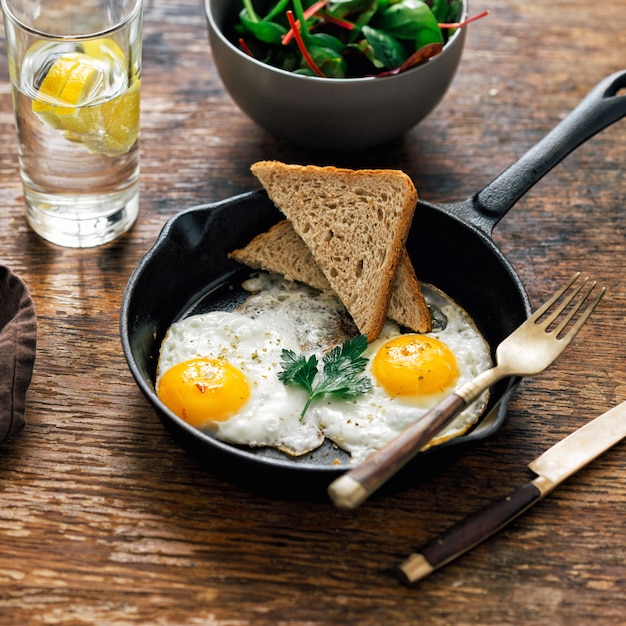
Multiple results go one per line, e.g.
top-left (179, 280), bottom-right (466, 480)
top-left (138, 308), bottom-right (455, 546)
top-left (397, 400), bottom-right (626, 585)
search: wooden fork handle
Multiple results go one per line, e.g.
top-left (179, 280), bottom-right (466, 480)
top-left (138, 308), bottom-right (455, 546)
top-left (327, 393), bottom-right (467, 509)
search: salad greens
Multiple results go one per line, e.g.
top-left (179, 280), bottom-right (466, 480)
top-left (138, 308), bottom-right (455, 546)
top-left (231, 0), bottom-right (486, 78)
top-left (278, 334), bottom-right (372, 420)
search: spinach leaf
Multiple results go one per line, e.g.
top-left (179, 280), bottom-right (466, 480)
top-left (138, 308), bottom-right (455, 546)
top-left (430, 0), bottom-right (450, 23)
top-left (376, 0), bottom-right (444, 50)
top-left (239, 9), bottom-right (288, 45)
top-left (362, 25), bottom-right (409, 70)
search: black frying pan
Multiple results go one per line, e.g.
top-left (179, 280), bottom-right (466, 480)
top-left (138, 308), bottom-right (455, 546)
top-left (121, 71), bottom-right (626, 498)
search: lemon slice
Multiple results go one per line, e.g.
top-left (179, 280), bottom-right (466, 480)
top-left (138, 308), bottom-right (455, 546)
top-left (81, 78), bottom-right (141, 156)
top-left (32, 40), bottom-right (140, 156)
top-left (33, 54), bottom-right (101, 127)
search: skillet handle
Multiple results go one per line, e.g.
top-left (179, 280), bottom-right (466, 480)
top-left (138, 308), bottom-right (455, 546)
top-left (474, 70), bottom-right (626, 221)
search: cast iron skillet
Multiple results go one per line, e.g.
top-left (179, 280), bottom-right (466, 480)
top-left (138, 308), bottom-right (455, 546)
top-left (121, 71), bottom-right (626, 498)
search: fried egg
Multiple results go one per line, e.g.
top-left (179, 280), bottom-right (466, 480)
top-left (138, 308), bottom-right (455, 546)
top-left (156, 310), bottom-right (323, 456)
top-left (155, 274), bottom-right (492, 464)
top-left (310, 288), bottom-right (492, 462)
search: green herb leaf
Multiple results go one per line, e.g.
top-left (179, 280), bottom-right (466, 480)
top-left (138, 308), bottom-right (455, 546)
top-left (278, 334), bottom-right (373, 420)
top-left (277, 350), bottom-right (318, 395)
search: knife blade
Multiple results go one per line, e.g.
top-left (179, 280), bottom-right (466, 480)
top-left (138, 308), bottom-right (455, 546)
top-left (397, 400), bottom-right (626, 585)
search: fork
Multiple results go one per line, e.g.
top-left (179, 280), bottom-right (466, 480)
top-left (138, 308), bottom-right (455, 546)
top-left (328, 273), bottom-right (605, 510)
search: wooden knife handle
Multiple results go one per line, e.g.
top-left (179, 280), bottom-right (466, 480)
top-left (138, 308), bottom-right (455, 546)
top-left (397, 481), bottom-right (543, 584)
top-left (328, 393), bottom-right (467, 509)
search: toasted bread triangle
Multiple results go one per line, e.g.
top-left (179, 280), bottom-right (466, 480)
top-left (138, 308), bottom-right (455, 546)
top-left (229, 219), bottom-right (431, 333)
top-left (251, 161), bottom-right (418, 340)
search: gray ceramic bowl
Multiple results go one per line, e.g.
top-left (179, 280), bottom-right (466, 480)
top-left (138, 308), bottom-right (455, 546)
top-left (205, 0), bottom-right (468, 151)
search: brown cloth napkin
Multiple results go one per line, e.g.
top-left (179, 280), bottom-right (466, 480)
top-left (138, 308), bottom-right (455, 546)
top-left (0, 266), bottom-right (36, 441)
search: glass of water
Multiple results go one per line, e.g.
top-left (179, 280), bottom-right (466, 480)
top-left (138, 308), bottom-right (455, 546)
top-left (1, 0), bottom-right (142, 248)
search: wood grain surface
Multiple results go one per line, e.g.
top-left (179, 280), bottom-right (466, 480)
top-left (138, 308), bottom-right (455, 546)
top-left (1, 1), bottom-right (625, 624)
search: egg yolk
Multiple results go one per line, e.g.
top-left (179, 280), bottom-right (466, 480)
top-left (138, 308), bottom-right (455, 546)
top-left (157, 358), bottom-right (250, 427)
top-left (372, 334), bottom-right (459, 398)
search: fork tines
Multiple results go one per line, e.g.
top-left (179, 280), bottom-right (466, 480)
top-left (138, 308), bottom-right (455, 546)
top-left (533, 272), bottom-right (606, 339)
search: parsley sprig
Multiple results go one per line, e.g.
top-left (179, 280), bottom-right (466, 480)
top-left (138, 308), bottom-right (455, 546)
top-left (278, 334), bottom-right (373, 420)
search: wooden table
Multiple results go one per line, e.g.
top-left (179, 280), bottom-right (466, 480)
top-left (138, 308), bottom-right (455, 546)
top-left (1, 1), bottom-right (625, 623)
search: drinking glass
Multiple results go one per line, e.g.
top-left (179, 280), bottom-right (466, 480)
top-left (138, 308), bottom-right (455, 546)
top-left (2, 0), bottom-right (142, 247)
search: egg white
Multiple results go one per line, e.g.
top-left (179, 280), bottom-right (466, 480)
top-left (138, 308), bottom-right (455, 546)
top-left (156, 274), bottom-right (492, 464)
